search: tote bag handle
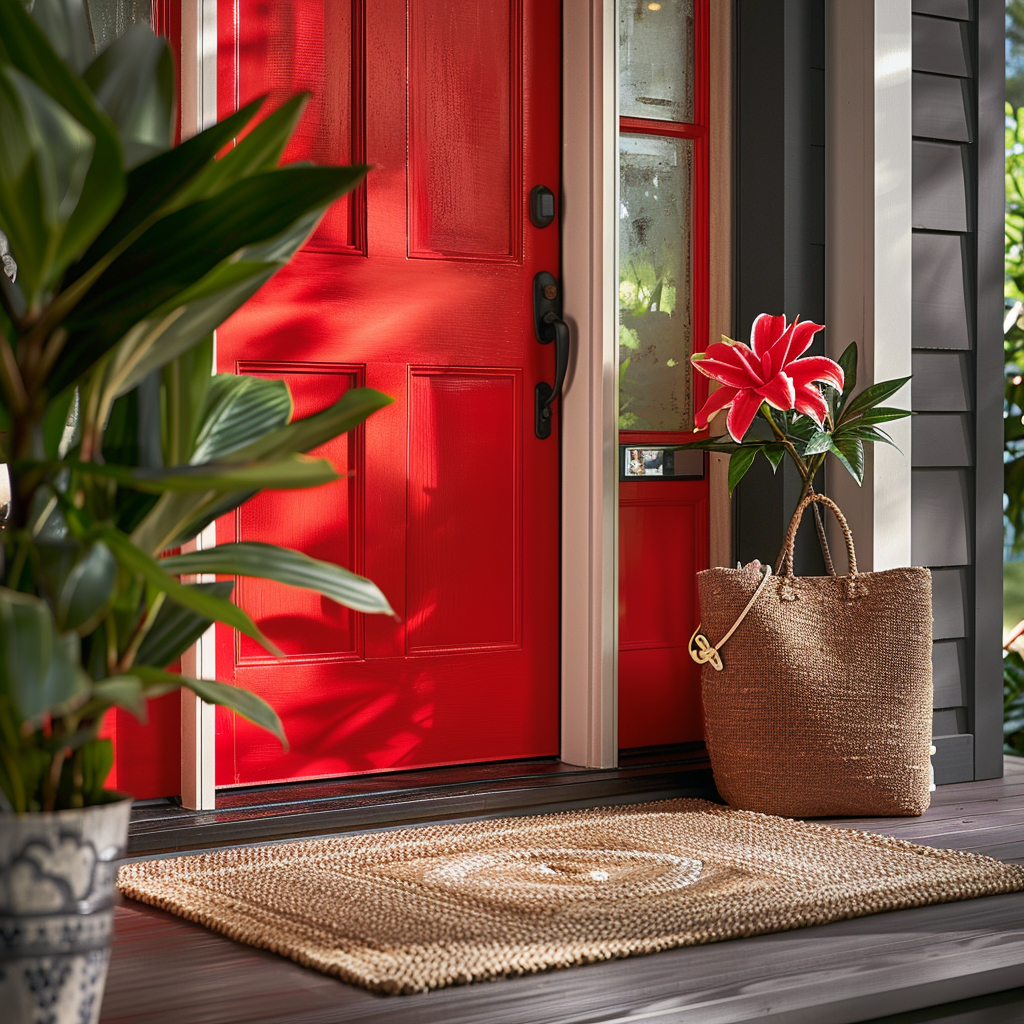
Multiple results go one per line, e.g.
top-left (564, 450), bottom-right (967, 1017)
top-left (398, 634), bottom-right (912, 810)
top-left (782, 494), bottom-right (859, 577)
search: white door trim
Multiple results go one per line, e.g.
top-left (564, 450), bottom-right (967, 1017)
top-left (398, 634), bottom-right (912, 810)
top-left (178, 0), bottom-right (219, 811)
top-left (824, 0), bottom-right (913, 571)
top-left (558, 0), bottom-right (619, 769)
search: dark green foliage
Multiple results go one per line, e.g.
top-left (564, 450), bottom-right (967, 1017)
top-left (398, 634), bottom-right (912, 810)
top-left (0, 0), bottom-right (394, 812)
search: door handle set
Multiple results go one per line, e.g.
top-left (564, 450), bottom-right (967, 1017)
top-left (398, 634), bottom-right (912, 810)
top-left (533, 271), bottom-right (570, 439)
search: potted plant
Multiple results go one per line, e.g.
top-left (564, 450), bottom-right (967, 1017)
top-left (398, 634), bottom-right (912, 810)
top-left (676, 313), bottom-right (912, 570)
top-left (0, 3), bottom-right (393, 1021)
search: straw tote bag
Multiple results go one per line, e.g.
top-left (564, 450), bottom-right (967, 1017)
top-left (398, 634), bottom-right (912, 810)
top-left (691, 495), bottom-right (933, 818)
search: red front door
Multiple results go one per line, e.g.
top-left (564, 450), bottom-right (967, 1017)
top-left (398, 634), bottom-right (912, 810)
top-left (212, 0), bottom-right (561, 786)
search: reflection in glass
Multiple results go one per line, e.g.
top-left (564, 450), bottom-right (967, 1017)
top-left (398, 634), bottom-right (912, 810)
top-left (84, 0), bottom-right (151, 52)
top-left (619, 135), bottom-right (693, 432)
top-left (619, 0), bottom-right (695, 123)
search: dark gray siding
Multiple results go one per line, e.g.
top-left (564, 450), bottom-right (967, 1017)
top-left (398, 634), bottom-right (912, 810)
top-left (911, 0), bottom-right (1004, 781)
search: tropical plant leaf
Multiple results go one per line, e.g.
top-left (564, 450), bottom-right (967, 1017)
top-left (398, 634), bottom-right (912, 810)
top-left (0, 66), bottom-right (97, 305)
top-left (72, 99), bottom-right (263, 273)
top-left (56, 540), bottom-right (116, 633)
top-left (82, 24), bottom-right (173, 168)
top-left (96, 526), bottom-right (283, 657)
top-left (802, 429), bottom-right (833, 456)
top-left (763, 443), bottom-right (786, 472)
top-left (841, 376), bottom-right (912, 421)
top-left (0, 587), bottom-right (89, 722)
top-left (133, 665), bottom-right (287, 748)
top-left (161, 337), bottom-right (213, 467)
top-left (173, 94), bottom-right (308, 207)
top-left (190, 374), bottom-right (293, 465)
top-left (830, 437), bottom-right (865, 485)
top-left (133, 580), bottom-right (233, 670)
top-left (728, 445), bottom-right (760, 493)
top-left (58, 165), bottom-right (368, 389)
top-left (835, 342), bottom-right (858, 414)
top-left (160, 542), bottom-right (395, 616)
top-left (63, 453), bottom-right (340, 493)
top-left (843, 405), bottom-right (913, 426)
top-left (30, 0), bottom-right (94, 75)
top-left (89, 675), bottom-right (146, 721)
top-left (0, 0), bottom-right (124, 293)
top-left (666, 438), bottom-right (742, 455)
top-left (229, 387), bottom-right (394, 462)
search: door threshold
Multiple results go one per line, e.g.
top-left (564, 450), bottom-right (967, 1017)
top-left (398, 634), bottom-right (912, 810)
top-left (127, 744), bottom-right (715, 857)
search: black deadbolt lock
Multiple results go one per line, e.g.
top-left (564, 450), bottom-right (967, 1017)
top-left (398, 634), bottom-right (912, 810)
top-left (530, 185), bottom-right (556, 228)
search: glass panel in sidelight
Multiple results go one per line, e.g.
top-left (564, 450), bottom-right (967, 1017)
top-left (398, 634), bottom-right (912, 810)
top-left (84, 0), bottom-right (151, 52)
top-left (618, 134), bottom-right (693, 432)
top-left (619, 0), bottom-right (695, 123)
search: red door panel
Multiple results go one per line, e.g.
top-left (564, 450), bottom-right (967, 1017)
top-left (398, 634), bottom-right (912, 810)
top-left (617, 479), bottom-right (708, 749)
top-left (213, 0), bottom-right (560, 786)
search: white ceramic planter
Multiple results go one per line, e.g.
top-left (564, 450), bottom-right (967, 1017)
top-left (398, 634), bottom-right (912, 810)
top-left (0, 797), bottom-right (132, 1024)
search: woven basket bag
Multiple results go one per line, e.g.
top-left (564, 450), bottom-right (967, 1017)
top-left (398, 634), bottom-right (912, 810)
top-left (692, 494), bottom-right (933, 818)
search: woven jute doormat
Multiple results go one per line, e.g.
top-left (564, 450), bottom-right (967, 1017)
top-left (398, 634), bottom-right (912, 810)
top-left (117, 799), bottom-right (1024, 994)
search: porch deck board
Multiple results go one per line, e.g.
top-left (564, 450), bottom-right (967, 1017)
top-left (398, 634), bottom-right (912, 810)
top-left (100, 760), bottom-right (1024, 1024)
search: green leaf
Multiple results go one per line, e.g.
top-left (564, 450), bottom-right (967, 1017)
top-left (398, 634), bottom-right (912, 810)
top-left (57, 540), bottom-right (116, 633)
top-left (665, 438), bottom-right (742, 455)
top-left (230, 387), bottom-right (394, 462)
top-left (0, 587), bottom-right (89, 723)
top-left (841, 376), bottom-right (912, 420)
top-left (0, 0), bottom-right (124, 287)
top-left (802, 429), bottom-right (833, 456)
top-left (96, 526), bottom-right (283, 657)
top-left (133, 665), bottom-right (287, 748)
top-left (41, 386), bottom-right (77, 458)
top-left (90, 675), bottom-right (146, 722)
top-left (836, 342), bottom-right (858, 413)
top-left (161, 337), bottom-right (213, 466)
top-left (78, 736), bottom-right (114, 805)
top-left (830, 437), bottom-right (865, 485)
top-left (173, 94), bottom-right (308, 207)
top-left (30, 0), bottom-right (95, 76)
top-left (191, 375), bottom-right (293, 465)
top-left (73, 99), bottom-right (264, 272)
top-left (728, 445), bottom-right (760, 494)
top-left (59, 165), bottom-right (368, 388)
top-left (160, 542), bottom-right (395, 616)
top-left (0, 66), bottom-right (96, 305)
top-left (82, 25), bottom-right (174, 169)
top-left (763, 443), bottom-right (786, 472)
top-left (133, 580), bottom-right (234, 669)
top-left (844, 405), bottom-right (913, 426)
top-left (64, 453), bottom-right (340, 493)
top-left (105, 259), bottom-right (281, 398)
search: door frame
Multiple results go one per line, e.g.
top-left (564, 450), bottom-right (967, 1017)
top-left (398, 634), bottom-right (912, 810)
top-left (175, 0), bottom-right (734, 804)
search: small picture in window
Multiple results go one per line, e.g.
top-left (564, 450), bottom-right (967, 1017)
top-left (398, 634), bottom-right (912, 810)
top-left (624, 448), bottom-right (664, 477)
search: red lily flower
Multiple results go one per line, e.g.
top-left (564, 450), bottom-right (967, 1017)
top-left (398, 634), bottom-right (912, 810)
top-left (691, 314), bottom-right (844, 442)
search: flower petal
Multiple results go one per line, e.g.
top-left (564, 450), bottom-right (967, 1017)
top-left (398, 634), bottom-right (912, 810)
top-left (787, 355), bottom-right (844, 391)
top-left (793, 382), bottom-right (829, 426)
top-left (691, 346), bottom-right (763, 389)
top-left (756, 371), bottom-right (796, 410)
top-left (725, 389), bottom-right (763, 443)
top-left (750, 313), bottom-right (789, 360)
top-left (694, 386), bottom-right (739, 429)
top-left (772, 319), bottom-right (825, 371)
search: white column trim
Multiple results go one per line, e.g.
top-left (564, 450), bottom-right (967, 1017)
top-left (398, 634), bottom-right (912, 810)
top-left (559, 0), bottom-right (619, 768)
top-left (825, 0), bottom-right (913, 572)
top-left (178, 0), bottom-right (219, 810)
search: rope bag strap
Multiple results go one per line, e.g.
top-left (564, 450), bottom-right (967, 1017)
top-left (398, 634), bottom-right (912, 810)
top-left (688, 564), bottom-right (773, 672)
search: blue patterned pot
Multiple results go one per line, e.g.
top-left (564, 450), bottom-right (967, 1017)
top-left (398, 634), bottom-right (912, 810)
top-left (0, 798), bottom-right (132, 1024)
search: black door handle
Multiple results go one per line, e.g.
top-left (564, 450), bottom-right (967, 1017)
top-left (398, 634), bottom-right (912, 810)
top-left (534, 271), bottom-right (570, 439)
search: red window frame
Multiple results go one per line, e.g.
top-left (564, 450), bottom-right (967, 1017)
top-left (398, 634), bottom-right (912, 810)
top-left (618, 0), bottom-right (710, 446)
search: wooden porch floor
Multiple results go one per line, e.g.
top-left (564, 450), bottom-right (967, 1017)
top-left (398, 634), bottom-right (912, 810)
top-left (100, 758), bottom-right (1024, 1024)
